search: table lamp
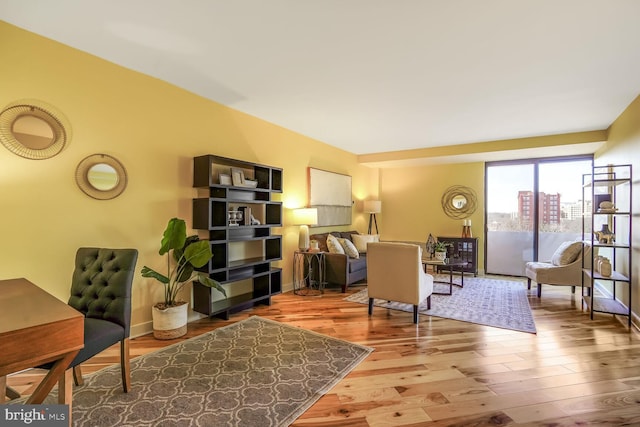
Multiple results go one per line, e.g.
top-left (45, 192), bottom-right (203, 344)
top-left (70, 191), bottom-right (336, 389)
top-left (293, 208), bottom-right (318, 250)
top-left (363, 200), bottom-right (381, 234)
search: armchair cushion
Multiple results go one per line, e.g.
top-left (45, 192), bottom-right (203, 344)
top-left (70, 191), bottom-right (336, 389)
top-left (71, 318), bottom-right (126, 367)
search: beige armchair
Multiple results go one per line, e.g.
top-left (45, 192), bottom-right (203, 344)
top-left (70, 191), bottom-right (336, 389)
top-left (366, 242), bottom-right (434, 323)
top-left (525, 241), bottom-right (593, 297)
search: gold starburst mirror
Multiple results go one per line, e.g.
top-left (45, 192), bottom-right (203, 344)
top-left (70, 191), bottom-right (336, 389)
top-left (0, 99), bottom-right (71, 159)
top-left (441, 185), bottom-right (477, 219)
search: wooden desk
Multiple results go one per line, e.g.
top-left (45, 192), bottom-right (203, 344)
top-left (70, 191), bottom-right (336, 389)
top-left (0, 278), bottom-right (83, 404)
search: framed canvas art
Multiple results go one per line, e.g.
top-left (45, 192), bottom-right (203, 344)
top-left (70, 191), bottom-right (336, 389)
top-left (308, 167), bottom-right (352, 226)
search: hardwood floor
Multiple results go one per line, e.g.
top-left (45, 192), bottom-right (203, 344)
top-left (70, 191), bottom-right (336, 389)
top-left (7, 278), bottom-right (640, 426)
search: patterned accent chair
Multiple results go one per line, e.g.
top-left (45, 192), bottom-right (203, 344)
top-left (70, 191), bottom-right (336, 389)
top-left (366, 242), bottom-right (434, 324)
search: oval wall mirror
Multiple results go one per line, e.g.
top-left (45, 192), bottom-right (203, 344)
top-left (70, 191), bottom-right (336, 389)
top-left (87, 163), bottom-right (119, 191)
top-left (76, 154), bottom-right (128, 200)
top-left (441, 185), bottom-right (477, 219)
top-left (0, 100), bottom-right (70, 159)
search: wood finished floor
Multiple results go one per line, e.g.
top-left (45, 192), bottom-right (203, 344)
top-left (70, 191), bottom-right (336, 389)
top-left (7, 277), bottom-right (640, 426)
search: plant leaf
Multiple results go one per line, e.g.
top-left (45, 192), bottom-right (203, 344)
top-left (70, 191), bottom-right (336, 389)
top-left (159, 218), bottom-right (187, 255)
top-left (195, 273), bottom-right (226, 297)
top-left (140, 266), bottom-right (169, 284)
top-left (184, 240), bottom-right (213, 268)
top-left (176, 263), bottom-right (194, 283)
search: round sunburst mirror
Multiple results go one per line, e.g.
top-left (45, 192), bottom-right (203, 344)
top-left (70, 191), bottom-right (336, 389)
top-left (76, 154), bottom-right (128, 200)
top-left (0, 100), bottom-right (71, 159)
top-left (441, 185), bottom-right (477, 219)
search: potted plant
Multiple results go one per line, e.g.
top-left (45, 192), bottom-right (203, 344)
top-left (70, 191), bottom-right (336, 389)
top-left (434, 241), bottom-right (451, 261)
top-left (141, 217), bottom-right (226, 339)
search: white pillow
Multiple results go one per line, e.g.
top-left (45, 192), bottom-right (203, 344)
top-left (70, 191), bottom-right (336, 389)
top-left (338, 238), bottom-right (359, 259)
top-left (551, 241), bottom-right (583, 266)
top-left (352, 234), bottom-right (380, 253)
top-left (326, 234), bottom-right (345, 254)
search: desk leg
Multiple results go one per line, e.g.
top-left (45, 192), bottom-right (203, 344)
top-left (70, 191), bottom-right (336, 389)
top-left (59, 368), bottom-right (73, 427)
top-left (26, 350), bottom-right (78, 404)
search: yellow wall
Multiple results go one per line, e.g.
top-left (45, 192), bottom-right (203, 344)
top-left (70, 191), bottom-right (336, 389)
top-left (598, 94), bottom-right (640, 327)
top-left (379, 162), bottom-right (485, 267)
top-left (0, 22), bottom-right (376, 335)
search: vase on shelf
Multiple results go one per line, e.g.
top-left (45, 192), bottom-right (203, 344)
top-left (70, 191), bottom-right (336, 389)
top-left (600, 258), bottom-right (612, 277)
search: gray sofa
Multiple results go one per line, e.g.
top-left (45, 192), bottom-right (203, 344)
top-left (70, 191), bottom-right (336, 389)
top-left (309, 231), bottom-right (367, 292)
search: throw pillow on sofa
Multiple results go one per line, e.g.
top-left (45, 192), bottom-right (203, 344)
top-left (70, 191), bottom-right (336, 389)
top-left (338, 238), bottom-right (359, 258)
top-left (327, 234), bottom-right (345, 254)
top-left (352, 234), bottom-right (379, 253)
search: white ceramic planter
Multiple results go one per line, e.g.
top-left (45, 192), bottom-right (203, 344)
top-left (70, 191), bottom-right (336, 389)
top-left (152, 302), bottom-right (188, 340)
top-left (435, 251), bottom-right (447, 261)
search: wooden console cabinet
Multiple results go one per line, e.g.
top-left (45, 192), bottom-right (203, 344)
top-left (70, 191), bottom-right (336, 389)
top-left (192, 155), bottom-right (283, 319)
top-left (436, 236), bottom-right (478, 276)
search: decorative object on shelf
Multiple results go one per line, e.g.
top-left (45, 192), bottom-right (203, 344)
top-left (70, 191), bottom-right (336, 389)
top-left (364, 200), bottom-right (381, 234)
top-left (219, 173), bottom-right (231, 185)
top-left (599, 258), bottom-right (612, 277)
top-left (293, 208), bottom-right (318, 251)
top-left (425, 234), bottom-right (436, 259)
top-left (594, 224), bottom-right (615, 244)
top-left (228, 209), bottom-right (242, 226)
top-left (597, 200), bottom-right (617, 213)
top-left (231, 167), bottom-right (245, 186)
top-left (310, 239), bottom-right (320, 252)
top-left (309, 167), bottom-right (352, 226)
top-left (140, 217), bottom-right (226, 339)
top-left (441, 185), bottom-right (478, 219)
top-left (461, 219), bottom-right (473, 238)
top-left (0, 99), bottom-right (71, 160)
top-left (75, 153), bottom-right (128, 200)
top-left (593, 193), bottom-right (612, 210)
top-left (244, 179), bottom-right (258, 188)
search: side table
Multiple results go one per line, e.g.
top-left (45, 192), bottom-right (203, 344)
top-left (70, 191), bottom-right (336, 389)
top-left (293, 251), bottom-right (326, 296)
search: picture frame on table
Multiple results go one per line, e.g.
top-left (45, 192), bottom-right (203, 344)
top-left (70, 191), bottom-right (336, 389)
top-left (231, 168), bottom-right (245, 186)
top-left (219, 173), bottom-right (232, 185)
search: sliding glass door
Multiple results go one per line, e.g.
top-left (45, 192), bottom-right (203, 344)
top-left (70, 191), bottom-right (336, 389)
top-left (485, 156), bottom-right (592, 276)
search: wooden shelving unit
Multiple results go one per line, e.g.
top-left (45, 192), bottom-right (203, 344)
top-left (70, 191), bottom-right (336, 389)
top-left (192, 155), bottom-right (283, 320)
top-left (581, 164), bottom-right (633, 327)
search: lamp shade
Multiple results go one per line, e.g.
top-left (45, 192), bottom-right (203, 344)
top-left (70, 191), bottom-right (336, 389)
top-left (292, 208), bottom-right (318, 225)
top-left (363, 200), bottom-right (381, 214)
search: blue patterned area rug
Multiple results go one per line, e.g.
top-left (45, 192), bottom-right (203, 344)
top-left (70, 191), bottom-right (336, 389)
top-left (18, 316), bottom-right (373, 427)
top-left (345, 276), bottom-right (537, 334)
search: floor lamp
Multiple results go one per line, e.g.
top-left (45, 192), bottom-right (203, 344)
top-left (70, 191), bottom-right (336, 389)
top-left (293, 208), bottom-right (318, 250)
top-left (363, 200), bottom-right (381, 234)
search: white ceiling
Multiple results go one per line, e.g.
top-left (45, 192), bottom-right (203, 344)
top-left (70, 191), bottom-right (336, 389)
top-left (2, 0), bottom-right (640, 158)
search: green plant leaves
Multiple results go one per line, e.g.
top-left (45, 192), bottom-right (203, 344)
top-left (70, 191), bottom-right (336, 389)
top-left (142, 217), bottom-right (225, 307)
top-left (159, 217), bottom-right (187, 255)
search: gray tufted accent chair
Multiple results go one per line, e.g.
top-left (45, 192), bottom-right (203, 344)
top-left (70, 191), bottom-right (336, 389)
top-left (42, 248), bottom-right (138, 394)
